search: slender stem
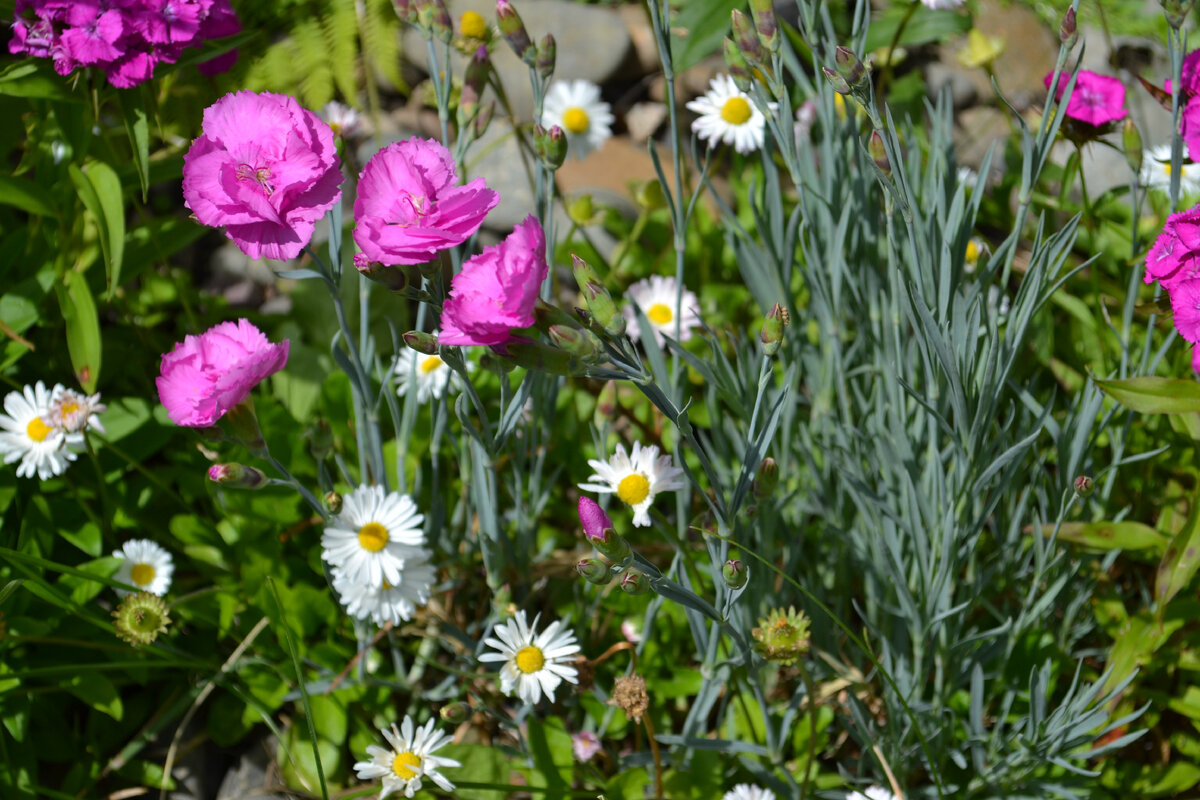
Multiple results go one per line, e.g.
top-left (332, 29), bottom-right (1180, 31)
top-left (264, 452), bottom-right (327, 520)
top-left (796, 658), bottom-right (819, 800)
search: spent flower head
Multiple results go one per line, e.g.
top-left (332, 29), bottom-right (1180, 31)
top-left (112, 592), bottom-right (171, 647)
top-left (752, 606), bottom-right (811, 665)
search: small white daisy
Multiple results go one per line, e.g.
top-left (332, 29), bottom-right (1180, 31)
top-left (47, 387), bottom-right (106, 434)
top-left (332, 551), bottom-right (437, 626)
top-left (623, 275), bottom-right (702, 345)
top-left (847, 788), bottom-right (899, 800)
top-left (919, 0), bottom-right (963, 8)
top-left (321, 485), bottom-right (426, 587)
top-left (723, 785), bottom-right (776, 800)
top-left (540, 79), bottom-right (615, 160)
top-left (1141, 144), bottom-right (1200, 196)
top-left (113, 539), bottom-right (174, 597)
top-left (686, 74), bottom-right (775, 155)
top-left (320, 100), bottom-right (362, 139)
top-left (0, 381), bottom-right (82, 480)
top-left (395, 337), bottom-right (471, 402)
top-left (353, 715), bottom-right (461, 799)
top-left (479, 610), bottom-right (581, 704)
top-left (579, 441), bottom-right (686, 527)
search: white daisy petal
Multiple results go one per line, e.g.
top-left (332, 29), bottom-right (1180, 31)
top-left (578, 440), bottom-right (686, 527)
top-left (112, 539), bottom-right (175, 597)
top-left (0, 381), bottom-right (84, 480)
top-left (540, 79), bottom-right (614, 160)
top-left (623, 275), bottom-right (702, 345)
top-left (479, 610), bottom-right (580, 704)
top-left (354, 716), bottom-right (460, 799)
top-left (321, 485), bottom-right (427, 586)
top-left (1141, 143), bottom-right (1200, 196)
top-left (722, 785), bottom-right (777, 800)
top-left (687, 74), bottom-right (775, 154)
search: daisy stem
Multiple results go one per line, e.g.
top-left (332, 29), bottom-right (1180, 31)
top-left (795, 657), bottom-right (819, 800)
top-left (643, 713), bottom-right (665, 799)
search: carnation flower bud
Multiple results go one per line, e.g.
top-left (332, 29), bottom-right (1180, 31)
top-left (208, 462), bottom-right (267, 489)
top-left (325, 490), bottom-right (344, 513)
top-left (395, 0), bottom-right (417, 23)
top-left (496, 0), bottom-right (534, 63)
top-left (549, 324), bottom-right (601, 360)
top-left (579, 496), bottom-right (614, 544)
top-left (1073, 475), bottom-right (1095, 497)
top-left (1123, 118), bottom-right (1143, 175)
top-left (1059, 6), bottom-right (1078, 48)
top-left (753, 457), bottom-right (779, 499)
top-left (749, 0), bottom-right (778, 52)
top-left (533, 124), bottom-right (568, 170)
top-left (585, 281), bottom-right (625, 337)
top-left (760, 302), bottom-right (789, 355)
top-left (731, 10), bottom-right (762, 65)
top-left (724, 37), bottom-right (754, 92)
top-left (536, 33), bottom-right (556, 80)
top-left (440, 702), bottom-right (469, 723)
top-left (355, 253), bottom-right (409, 291)
top-left (618, 568), bottom-right (651, 596)
top-left (823, 66), bottom-right (851, 95)
top-left (722, 559), bottom-right (749, 589)
top-left (633, 179), bottom-right (666, 211)
top-left (567, 194), bottom-right (597, 226)
top-left (752, 606), bottom-right (810, 665)
top-left (404, 330), bottom-right (440, 355)
top-left (429, 0), bottom-right (453, 41)
top-left (475, 100), bottom-right (497, 138)
top-left (868, 129), bottom-right (891, 177)
top-left (577, 557), bottom-right (612, 585)
top-left (113, 592), bottom-right (171, 647)
top-left (834, 46), bottom-right (866, 87)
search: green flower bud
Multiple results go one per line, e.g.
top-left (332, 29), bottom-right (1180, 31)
top-left (723, 37), bottom-right (754, 93)
top-left (325, 491), bottom-right (343, 513)
top-left (1073, 475), bottom-right (1095, 497)
top-left (760, 302), bottom-right (789, 356)
top-left (1123, 118), bottom-right (1143, 175)
top-left (475, 100), bottom-right (496, 138)
top-left (496, 0), bottom-right (534, 63)
top-left (355, 254), bottom-right (409, 292)
top-left (619, 568), bottom-right (651, 595)
top-left (545, 125), bottom-right (568, 169)
top-left (207, 462), bottom-right (267, 489)
top-left (113, 592), bottom-right (171, 647)
top-left (731, 10), bottom-right (762, 65)
top-left (429, 0), bottom-right (453, 42)
top-left (549, 324), bottom-right (601, 360)
top-left (752, 457), bottom-right (778, 499)
top-left (1060, 6), bottom-right (1077, 46)
top-left (440, 702), bottom-right (469, 724)
top-left (823, 66), bottom-right (850, 95)
top-left (404, 330), bottom-right (440, 355)
top-left (223, 397), bottom-right (266, 456)
top-left (501, 340), bottom-right (578, 376)
top-left (749, 0), bottom-right (778, 52)
top-left (536, 33), bottom-right (556, 80)
top-left (835, 46), bottom-right (866, 87)
top-left (633, 179), bottom-right (665, 211)
top-left (394, 0), bottom-right (417, 24)
top-left (868, 129), bottom-right (891, 177)
top-left (567, 193), bottom-right (598, 226)
top-left (722, 558), bottom-right (748, 589)
top-left (577, 557), bottom-right (612, 585)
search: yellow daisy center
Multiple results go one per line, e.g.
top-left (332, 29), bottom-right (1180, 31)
top-left (130, 563), bottom-right (156, 586)
top-left (420, 356), bottom-right (443, 374)
top-left (392, 751), bottom-right (421, 780)
top-left (61, 401), bottom-right (81, 416)
top-left (459, 10), bottom-right (486, 39)
top-left (964, 240), bottom-right (980, 264)
top-left (515, 645), bottom-right (546, 674)
top-left (720, 96), bottom-right (752, 125)
top-left (1164, 162), bottom-right (1174, 176)
top-left (358, 522), bottom-right (389, 552)
top-left (25, 416), bottom-right (52, 442)
top-left (616, 473), bottom-right (651, 506)
top-left (562, 107), bottom-right (590, 134)
top-left (646, 303), bottom-right (673, 325)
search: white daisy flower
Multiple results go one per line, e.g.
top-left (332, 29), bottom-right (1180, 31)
top-left (321, 485), bottom-right (426, 587)
top-left (540, 79), bottom-right (615, 160)
top-left (113, 539), bottom-right (174, 597)
top-left (579, 441), bottom-right (686, 527)
top-left (920, 0), bottom-right (963, 8)
top-left (723, 785), bottom-right (776, 800)
top-left (332, 551), bottom-right (437, 626)
top-left (47, 387), bottom-right (106, 434)
top-left (479, 610), bottom-right (581, 704)
top-left (353, 715), bottom-right (461, 799)
top-left (395, 337), bottom-right (471, 402)
top-left (623, 275), bottom-right (702, 345)
top-left (847, 788), bottom-right (899, 800)
top-left (0, 381), bottom-right (82, 480)
top-left (320, 100), bottom-right (362, 139)
top-left (686, 74), bottom-right (775, 155)
top-left (1141, 144), bottom-right (1200, 196)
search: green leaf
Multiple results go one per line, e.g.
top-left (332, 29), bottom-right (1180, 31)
top-left (1047, 521), bottom-right (1169, 553)
top-left (69, 160), bottom-right (125, 294)
top-left (669, 0), bottom-right (740, 74)
top-left (864, 5), bottom-right (972, 51)
top-left (0, 61), bottom-right (81, 101)
top-left (55, 270), bottom-right (101, 392)
top-left (1097, 376), bottom-right (1200, 414)
top-left (0, 175), bottom-right (58, 217)
top-left (67, 672), bottom-right (124, 721)
top-left (117, 90), bottom-right (151, 201)
top-left (439, 744), bottom-right (509, 800)
top-left (1156, 489), bottom-right (1200, 611)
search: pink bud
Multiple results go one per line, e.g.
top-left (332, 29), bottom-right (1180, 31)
top-left (578, 496), bottom-right (614, 543)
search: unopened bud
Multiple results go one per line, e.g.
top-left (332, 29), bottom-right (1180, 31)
top-left (567, 193), bottom-right (597, 226)
top-left (723, 37), bottom-right (753, 92)
top-left (440, 702), bottom-right (469, 723)
top-left (823, 66), bottom-right (850, 95)
top-left (618, 568), bottom-right (651, 595)
top-left (749, 0), bottom-right (778, 52)
top-left (1123, 118), bottom-right (1143, 175)
top-left (731, 10), bottom-right (762, 64)
top-left (752, 457), bottom-right (778, 499)
top-left (572, 255), bottom-right (625, 336)
top-left (577, 557), bottom-right (612, 585)
top-left (394, 0), bottom-right (416, 24)
top-left (544, 125), bottom-right (568, 169)
top-left (579, 496), bottom-right (614, 544)
top-left (496, 0), bottom-right (534, 63)
top-left (207, 463), bottom-right (267, 489)
top-left (536, 33), bottom-right (556, 80)
top-left (325, 491), bottom-right (343, 513)
top-left (868, 129), bottom-right (891, 177)
top-left (429, 0), bottom-right (452, 41)
top-left (1073, 475), bottom-right (1095, 497)
top-left (474, 100), bottom-right (496, 138)
top-left (633, 179), bottom-right (665, 211)
top-left (549, 324), bottom-right (600, 359)
top-left (760, 302), bottom-right (788, 356)
top-left (355, 252), bottom-right (408, 292)
top-left (307, 419), bottom-right (333, 460)
top-left (835, 46), bottom-right (866, 87)
top-left (404, 330), bottom-right (440, 355)
top-left (1060, 6), bottom-right (1078, 48)
top-left (722, 558), bottom-right (749, 589)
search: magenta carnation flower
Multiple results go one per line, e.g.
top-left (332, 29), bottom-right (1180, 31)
top-left (439, 216), bottom-right (548, 346)
top-left (1044, 70), bottom-right (1127, 127)
top-left (1145, 207), bottom-right (1200, 290)
top-left (1170, 279), bottom-right (1200, 344)
top-left (156, 319), bottom-right (289, 427)
top-left (353, 138), bottom-right (499, 266)
top-left (182, 91), bottom-right (344, 261)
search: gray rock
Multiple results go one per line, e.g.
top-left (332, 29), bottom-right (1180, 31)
top-left (925, 61), bottom-right (977, 110)
top-left (401, 0), bottom-right (632, 122)
top-left (215, 735), bottom-right (300, 800)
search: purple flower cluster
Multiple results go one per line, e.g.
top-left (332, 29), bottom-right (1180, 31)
top-left (9, 0), bottom-right (240, 88)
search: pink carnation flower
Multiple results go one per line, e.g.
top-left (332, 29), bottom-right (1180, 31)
top-left (1182, 97), bottom-right (1200, 161)
top-left (439, 216), bottom-right (548, 346)
top-left (1170, 279), bottom-right (1200, 344)
top-left (182, 91), bottom-right (344, 261)
top-left (1166, 49), bottom-right (1200, 96)
top-left (1044, 70), bottom-right (1127, 127)
top-left (156, 319), bottom-right (289, 427)
top-left (353, 138), bottom-right (499, 265)
top-left (1145, 207), bottom-right (1200, 291)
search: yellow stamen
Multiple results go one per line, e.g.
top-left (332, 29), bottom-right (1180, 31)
top-left (562, 107), bottom-right (590, 134)
top-left (459, 10), bottom-right (486, 39)
top-left (1164, 163), bottom-right (1174, 176)
top-left (720, 96), bottom-right (752, 125)
top-left (130, 563), bottom-right (156, 586)
top-left (392, 751), bottom-right (421, 780)
top-left (420, 356), bottom-right (443, 374)
top-left (25, 417), bottom-right (52, 442)
top-left (616, 474), bottom-right (651, 506)
top-left (515, 645), bottom-right (546, 674)
top-left (358, 522), bottom-right (389, 552)
top-left (61, 401), bottom-right (81, 416)
top-left (646, 303), bottom-right (673, 325)
top-left (964, 240), bottom-right (980, 265)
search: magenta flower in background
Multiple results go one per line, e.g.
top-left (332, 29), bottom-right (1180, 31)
top-left (156, 319), bottom-right (289, 427)
top-left (439, 216), bottom-right (548, 346)
top-left (1144, 207), bottom-right (1200, 290)
top-left (1170, 279), bottom-right (1200, 343)
top-left (182, 91), bottom-right (343, 261)
top-left (353, 138), bottom-right (499, 265)
top-left (1044, 70), bottom-right (1127, 127)
top-left (571, 731), bottom-right (601, 763)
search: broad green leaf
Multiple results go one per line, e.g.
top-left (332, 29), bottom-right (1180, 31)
top-left (0, 61), bottom-right (81, 101)
top-left (1097, 376), bottom-right (1200, 414)
top-left (55, 270), bottom-right (101, 392)
top-left (440, 743), bottom-right (509, 800)
top-left (69, 161), bottom-right (125, 293)
top-left (1156, 489), bottom-right (1200, 611)
top-left (67, 672), bottom-right (123, 721)
top-left (669, 0), bottom-right (740, 74)
top-left (1046, 521), bottom-right (1169, 552)
top-left (0, 175), bottom-right (58, 217)
top-left (865, 5), bottom-right (972, 51)
top-left (117, 90), bottom-right (150, 200)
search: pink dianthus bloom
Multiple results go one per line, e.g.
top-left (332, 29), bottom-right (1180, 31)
top-left (353, 137), bottom-right (499, 265)
top-left (1044, 70), bottom-right (1127, 127)
top-left (156, 319), bottom-right (289, 427)
top-left (439, 216), bottom-right (548, 346)
top-left (1170, 279), bottom-right (1200, 344)
top-left (1144, 207), bottom-right (1200, 291)
top-left (1182, 97), bottom-right (1200, 161)
top-left (182, 91), bottom-right (343, 261)
top-left (1166, 49), bottom-right (1200, 96)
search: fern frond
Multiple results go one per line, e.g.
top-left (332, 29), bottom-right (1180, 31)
top-left (324, 0), bottom-right (360, 105)
top-left (361, 0), bottom-right (406, 95)
top-left (292, 18), bottom-right (335, 109)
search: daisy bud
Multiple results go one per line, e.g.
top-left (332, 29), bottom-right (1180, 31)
top-left (549, 324), bottom-right (601, 360)
top-left (307, 419), bottom-right (333, 460)
top-left (1073, 475), bottom-right (1095, 497)
top-left (1059, 6), bottom-right (1077, 47)
top-left (325, 490), bottom-right (343, 513)
top-left (722, 558), bottom-right (749, 589)
top-left (440, 701), bottom-right (470, 723)
top-left (752, 606), bottom-right (810, 665)
top-left (404, 330), bottom-right (440, 355)
top-left (723, 37), bottom-right (754, 92)
top-left (537, 33), bottom-right (556, 80)
top-left (822, 66), bottom-right (851, 96)
top-left (577, 557), bottom-right (612, 585)
top-left (868, 129), bottom-right (891, 177)
top-left (113, 592), bottom-right (171, 647)
top-left (355, 253), bottom-right (408, 292)
top-left (496, 0), bottom-right (534, 63)
top-left (760, 302), bottom-right (788, 355)
top-left (753, 457), bottom-right (779, 499)
top-left (1123, 118), bottom-right (1143, 175)
top-left (634, 179), bottom-right (666, 211)
top-left (207, 462), bottom-right (268, 489)
top-left (749, 0), bottom-right (778, 52)
top-left (619, 568), bottom-right (651, 595)
top-left (731, 10), bottom-right (762, 65)
top-left (835, 46), bottom-right (866, 87)
top-left (459, 10), bottom-right (488, 39)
